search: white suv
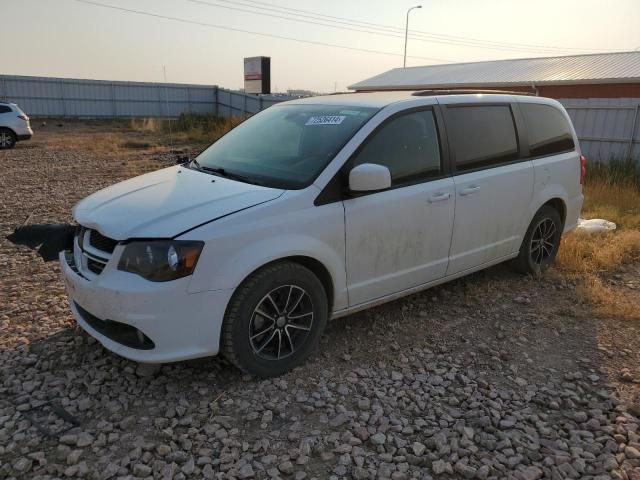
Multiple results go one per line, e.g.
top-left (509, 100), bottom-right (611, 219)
top-left (0, 102), bottom-right (33, 149)
top-left (61, 91), bottom-right (584, 377)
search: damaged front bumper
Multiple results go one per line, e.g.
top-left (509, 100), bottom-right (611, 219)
top-left (59, 250), bottom-right (233, 363)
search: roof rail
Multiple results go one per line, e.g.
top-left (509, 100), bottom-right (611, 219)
top-left (412, 89), bottom-right (536, 97)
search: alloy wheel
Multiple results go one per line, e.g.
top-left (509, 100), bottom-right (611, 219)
top-left (530, 218), bottom-right (557, 265)
top-left (0, 131), bottom-right (14, 148)
top-left (249, 285), bottom-right (314, 361)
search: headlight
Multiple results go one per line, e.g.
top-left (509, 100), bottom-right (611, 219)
top-left (117, 240), bottom-right (204, 282)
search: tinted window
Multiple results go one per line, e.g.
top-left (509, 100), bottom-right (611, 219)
top-left (520, 103), bottom-right (575, 156)
top-left (0, 105), bottom-right (11, 114)
top-left (351, 109), bottom-right (441, 185)
top-left (447, 105), bottom-right (519, 172)
top-left (196, 104), bottom-right (377, 189)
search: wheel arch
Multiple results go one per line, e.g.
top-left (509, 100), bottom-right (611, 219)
top-left (234, 256), bottom-right (335, 313)
top-left (541, 197), bottom-right (567, 228)
top-left (0, 126), bottom-right (17, 137)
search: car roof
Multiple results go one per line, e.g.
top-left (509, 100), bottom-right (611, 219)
top-left (280, 90), bottom-right (551, 109)
top-left (283, 91), bottom-right (418, 108)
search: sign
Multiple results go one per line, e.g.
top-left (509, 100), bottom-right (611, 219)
top-left (244, 56), bottom-right (271, 94)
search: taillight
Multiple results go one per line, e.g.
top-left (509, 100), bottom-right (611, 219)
top-left (17, 115), bottom-right (28, 121)
top-left (579, 155), bottom-right (587, 184)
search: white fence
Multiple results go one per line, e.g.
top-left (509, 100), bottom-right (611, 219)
top-left (0, 74), bottom-right (294, 119)
top-left (1, 75), bottom-right (638, 163)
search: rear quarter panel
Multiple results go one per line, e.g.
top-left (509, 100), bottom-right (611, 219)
top-left (516, 97), bottom-right (583, 232)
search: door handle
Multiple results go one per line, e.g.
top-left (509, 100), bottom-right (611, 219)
top-left (428, 192), bottom-right (451, 203)
top-left (459, 185), bottom-right (480, 196)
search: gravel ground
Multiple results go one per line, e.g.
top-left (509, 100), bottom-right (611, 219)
top-left (1, 125), bottom-right (639, 480)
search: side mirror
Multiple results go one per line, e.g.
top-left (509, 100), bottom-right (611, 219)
top-left (348, 163), bottom-right (392, 192)
top-left (175, 155), bottom-right (190, 165)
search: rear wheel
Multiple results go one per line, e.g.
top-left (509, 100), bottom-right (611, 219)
top-left (221, 262), bottom-right (328, 377)
top-left (0, 129), bottom-right (16, 149)
top-left (513, 205), bottom-right (562, 274)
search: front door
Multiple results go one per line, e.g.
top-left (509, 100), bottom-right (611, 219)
top-left (343, 108), bottom-right (455, 306)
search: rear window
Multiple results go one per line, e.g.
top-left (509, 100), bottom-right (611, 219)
top-left (446, 105), bottom-right (519, 172)
top-left (0, 105), bottom-right (11, 114)
top-left (520, 103), bottom-right (575, 157)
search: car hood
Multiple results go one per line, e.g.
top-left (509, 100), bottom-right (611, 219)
top-left (73, 166), bottom-right (284, 240)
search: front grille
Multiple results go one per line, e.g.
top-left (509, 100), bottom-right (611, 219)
top-left (75, 227), bottom-right (119, 278)
top-left (87, 257), bottom-right (106, 275)
top-left (74, 302), bottom-right (155, 350)
top-left (89, 230), bottom-right (118, 254)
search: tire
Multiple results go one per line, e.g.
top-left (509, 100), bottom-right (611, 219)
top-left (0, 129), bottom-right (16, 149)
top-left (513, 205), bottom-right (563, 275)
top-left (221, 262), bottom-right (328, 377)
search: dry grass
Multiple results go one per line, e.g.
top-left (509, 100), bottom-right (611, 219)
top-left (580, 275), bottom-right (640, 320)
top-left (581, 181), bottom-right (640, 230)
top-left (556, 179), bottom-right (640, 320)
top-left (130, 113), bottom-right (244, 144)
top-left (557, 229), bottom-right (640, 274)
top-left (35, 114), bottom-right (243, 155)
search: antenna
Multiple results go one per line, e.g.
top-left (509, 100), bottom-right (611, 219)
top-left (163, 65), bottom-right (174, 152)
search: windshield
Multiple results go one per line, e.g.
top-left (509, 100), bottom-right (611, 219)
top-left (194, 104), bottom-right (378, 189)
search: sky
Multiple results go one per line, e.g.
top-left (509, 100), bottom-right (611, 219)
top-left (4, 0), bottom-right (640, 93)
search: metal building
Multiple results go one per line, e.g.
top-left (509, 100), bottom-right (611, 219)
top-left (350, 51), bottom-right (640, 163)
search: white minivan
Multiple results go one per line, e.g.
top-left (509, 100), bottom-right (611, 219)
top-left (61, 91), bottom-right (584, 377)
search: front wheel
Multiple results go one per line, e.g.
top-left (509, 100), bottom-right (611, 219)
top-left (513, 205), bottom-right (562, 274)
top-left (221, 262), bottom-right (328, 377)
top-left (0, 129), bottom-right (16, 149)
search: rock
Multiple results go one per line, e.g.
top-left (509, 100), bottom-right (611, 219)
top-left (573, 411), bottom-right (588, 423)
top-left (625, 446), bottom-right (640, 459)
top-left (353, 467), bottom-right (370, 479)
top-left (476, 464), bottom-right (490, 479)
top-left (101, 463), bottom-right (119, 479)
top-left (136, 363), bottom-right (162, 377)
top-left (279, 461), bottom-right (295, 475)
top-left (520, 466), bottom-right (543, 480)
top-left (60, 433), bottom-right (78, 445)
top-left (238, 463), bottom-right (255, 478)
top-left (431, 459), bottom-right (449, 475)
top-left (133, 463), bottom-right (152, 477)
top-left (412, 442), bottom-right (426, 456)
top-left (66, 449), bottom-right (82, 465)
top-left (181, 457), bottom-right (195, 475)
top-left (76, 432), bottom-right (94, 447)
top-left (370, 433), bottom-right (387, 445)
top-left (157, 444), bottom-right (171, 456)
top-left (119, 415), bottom-right (136, 430)
top-left (12, 457), bottom-right (32, 473)
top-left (454, 461), bottom-right (476, 479)
top-left (330, 413), bottom-right (349, 428)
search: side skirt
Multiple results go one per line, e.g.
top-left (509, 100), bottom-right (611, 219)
top-left (330, 252), bottom-right (519, 320)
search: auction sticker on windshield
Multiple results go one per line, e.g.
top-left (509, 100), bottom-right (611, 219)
top-left (305, 115), bottom-right (346, 126)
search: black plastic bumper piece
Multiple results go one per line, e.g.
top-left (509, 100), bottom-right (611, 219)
top-left (74, 302), bottom-right (155, 350)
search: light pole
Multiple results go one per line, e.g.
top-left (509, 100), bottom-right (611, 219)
top-left (403, 5), bottom-right (422, 68)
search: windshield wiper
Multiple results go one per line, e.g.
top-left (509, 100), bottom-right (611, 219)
top-left (198, 165), bottom-right (264, 186)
